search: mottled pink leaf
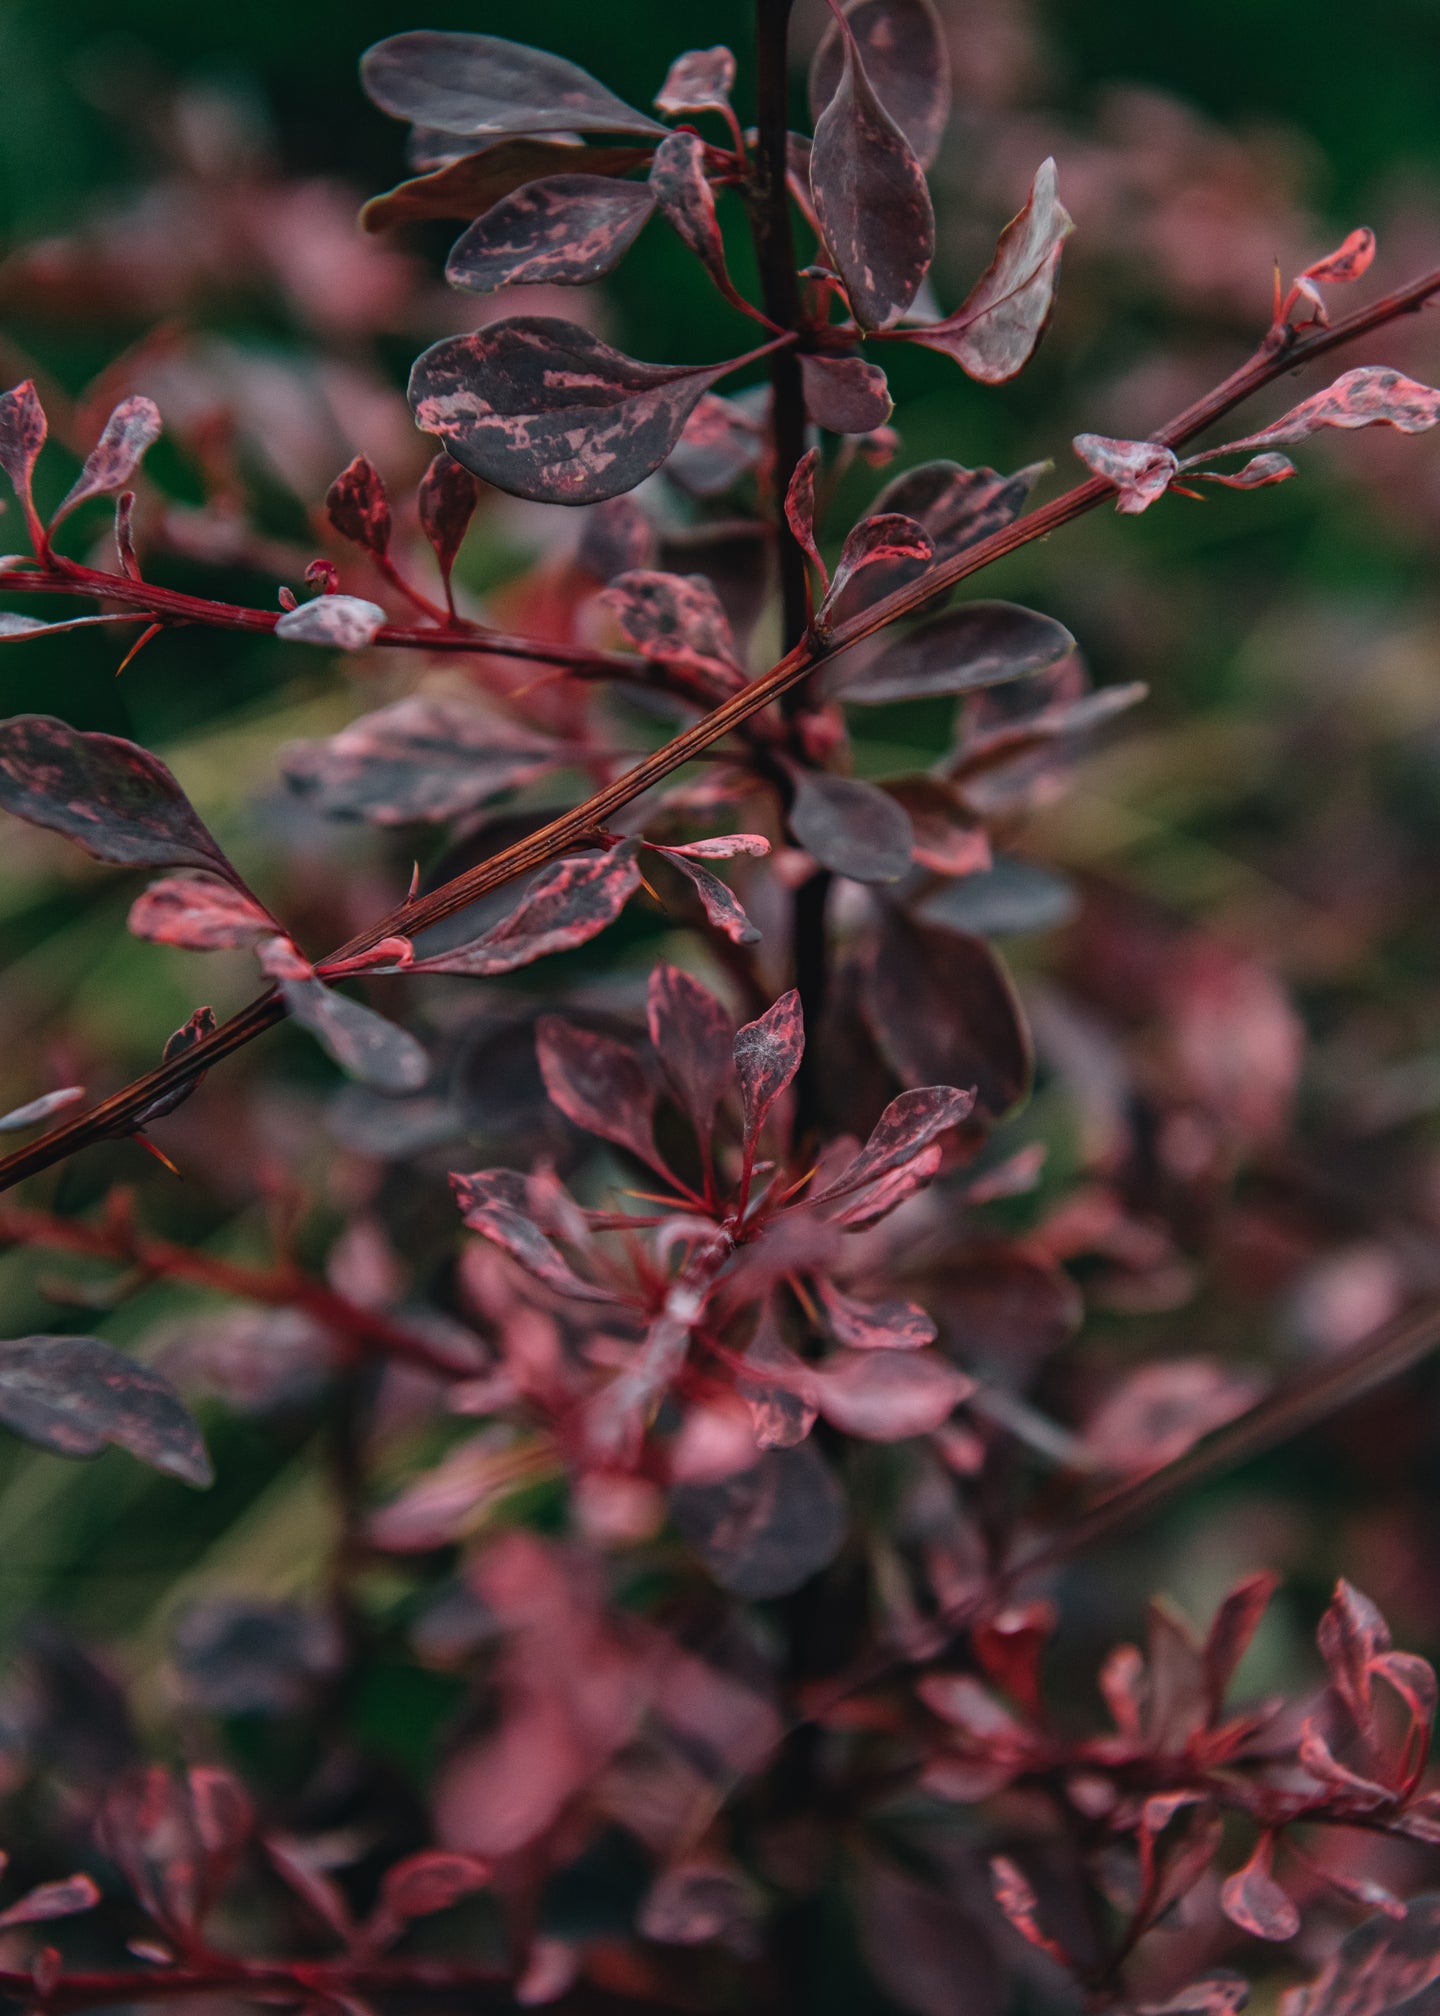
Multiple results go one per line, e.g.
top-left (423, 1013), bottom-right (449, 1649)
top-left (834, 600), bottom-right (1073, 702)
top-left (1317, 1579), bottom-right (1391, 1736)
top-left (817, 1278), bottom-right (936, 1349)
top-left (0, 1876), bottom-right (102, 1929)
top-left (417, 452), bottom-right (478, 589)
top-left (128, 1004), bottom-right (218, 1129)
top-left (1215, 366), bottom-right (1440, 455)
top-left (828, 1142), bottom-right (946, 1229)
top-left (0, 1086), bottom-right (85, 1133)
top-left (647, 963), bottom-right (733, 1137)
top-left (784, 446), bottom-right (826, 584)
top-left (1220, 1835), bottom-right (1298, 1942)
top-left (1303, 227), bottom-right (1376, 287)
top-left (325, 455), bottom-right (391, 557)
top-left (0, 1335), bottom-right (212, 1486)
top-left (452, 1168), bottom-right (616, 1303)
top-left (1073, 433), bottom-right (1179, 513)
top-left (649, 131), bottom-right (747, 314)
top-left (602, 569), bottom-right (743, 687)
top-left (282, 697), bottom-right (564, 825)
top-left (0, 714), bottom-right (246, 884)
top-left (882, 775), bottom-right (991, 875)
top-left (361, 32), bottom-right (667, 141)
top-left (1190, 452), bottom-right (1296, 491)
top-left (669, 1442), bottom-right (846, 1597)
top-left (536, 1015), bottom-right (660, 1168)
top-left (446, 175), bottom-right (655, 292)
top-left (658, 834), bottom-right (770, 861)
top-left (655, 47), bottom-right (737, 118)
top-left (800, 352), bottom-right (893, 434)
top-left (810, 0), bottom-right (951, 169)
top-left (1372, 1648), bottom-right (1437, 1733)
top-left (787, 765), bottom-right (915, 883)
top-left (1284, 1895), bottom-right (1440, 2016)
top-left (864, 914), bottom-right (1031, 1119)
top-left (0, 381), bottom-right (46, 535)
top-left (379, 1851), bottom-right (490, 1922)
top-left (363, 139), bottom-right (654, 233)
top-left (409, 317), bottom-right (744, 505)
top-left (651, 846), bottom-right (761, 944)
top-left (819, 511), bottom-right (933, 622)
top-left (906, 160), bottom-right (1071, 382)
top-left (813, 1348), bottom-right (971, 1438)
top-left (734, 990), bottom-right (804, 1154)
top-left (128, 873), bottom-right (274, 952)
top-left (52, 397), bottom-right (161, 526)
top-left (1083, 1358), bottom-right (1265, 1477)
top-left (408, 844), bottom-right (641, 975)
top-left (987, 1857), bottom-right (1073, 1968)
top-left (811, 1084), bottom-right (974, 1204)
top-left (274, 594), bottom-right (386, 649)
top-left (809, 13), bottom-right (935, 330)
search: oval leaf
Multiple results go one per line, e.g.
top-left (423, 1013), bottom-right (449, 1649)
top-left (863, 913), bottom-right (1031, 1119)
top-left (274, 595), bottom-right (386, 649)
top-left (128, 874), bottom-right (274, 951)
top-left (799, 352), bottom-right (892, 434)
top-left (907, 159), bottom-right (1071, 383)
top-left (536, 1015), bottom-right (659, 1168)
top-left (446, 174), bottom-right (655, 292)
top-left (361, 32), bottom-right (668, 141)
top-left (281, 697), bottom-right (564, 825)
top-left (834, 599), bottom-right (1074, 703)
top-left (810, 0), bottom-right (951, 169)
top-left (0, 1335), bottom-right (212, 1487)
top-left (363, 140), bottom-right (655, 232)
top-left (0, 1086), bottom-right (86, 1133)
top-left (669, 1443), bottom-right (846, 1597)
top-left (409, 844), bottom-right (641, 977)
top-left (53, 397), bottom-right (161, 526)
top-left (787, 767), bottom-right (915, 883)
top-left (325, 455), bottom-right (391, 557)
top-left (734, 991), bottom-right (804, 1153)
top-left (647, 964), bottom-right (733, 1137)
top-left (655, 47), bottom-right (736, 117)
top-left (277, 973), bottom-right (431, 1094)
top-left (813, 1349), bottom-right (973, 1440)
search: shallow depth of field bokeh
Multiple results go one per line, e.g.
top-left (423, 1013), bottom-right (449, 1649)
top-left (1, 0), bottom-right (1440, 2006)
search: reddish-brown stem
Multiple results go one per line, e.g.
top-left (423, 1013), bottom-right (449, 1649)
top-left (0, 1957), bottom-right (655, 2013)
top-left (1, 263), bottom-right (1438, 1193)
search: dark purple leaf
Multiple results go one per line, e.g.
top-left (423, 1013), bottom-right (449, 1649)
top-left (820, 512), bottom-right (933, 622)
top-left (809, 14), bottom-right (935, 330)
top-left (1283, 1893), bottom-right (1440, 2016)
top-left (128, 874), bottom-right (274, 952)
top-left (648, 132), bottom-right (748, 314)
top-left (906, 160), bottom-right (1071, 382)
top-left (817, 1279), bottom-right (936, 1350)
top-left (536, 1015), bottom-right (660, 1167)
top-left (834, 600), bottom-right (1073, 703)
top-left (446, 174), bottom-right (655, 292)
top-left (0, 714), bottom-right (245, 884)
top-left (417, 454), bottom-right (478, 587)
top-left (734, 990), bottom-right (804, 1154)
top-left (1083, 1359), bottom-right (1264, 1477)
top-left (923, 856), bottom-right (1074, 935)
top-left (813, 1349), bottom-right (972, 1439)
top-left (601, 570), bottom-right (743, 686)
top-left (409, 844), bottom-right (641, 975)
top-left (408, 317), bottom-right (743, 506)
top-left (646, 963), bottom-right (733, 1137)
top-left (361, 32), bottom-right (668, 141)
top-left (810, 0), bottom-right (951, 169)
top-left (1317, 1579), bottom-right (1390, 1735)
top-left (669, 1442), bottom-right (846, 1597)
top-left (811, 1085), bottom-right (974, 1204)
top-left (651, 847), bottom-right (761, 944)
top-left (883, 775), bottom-right (990, 876)
top-left (655, 47), bottom-right (737, 118)
top-left (451, 1167), bottom-right (616, 1302)
top-left (52, 397), bottom-right (161, 526)
top-left (0, 1335), bottom-right (212, 1487)
top-left (1212, 366), bottom-right (1440, 454)
top-left (834, 457), bottom-right (1043, 613)
top-left (855, 1858), bottom-right (1001, 2016)
top-left (262, 944), bottom-right (429, 1094)
top-left (0, 1086), bottom-right (86, 1133)
top-left (0, 1876), bottom-right (101, 1929)
top-left (1136, 1977), bottom-right (1251, 2016)
top-left (784, 447), bottom-right (826, 582)
top-left (128, 1004), bottom-right (218, 1129)
top-left (281, 697), bottom-right (565, 825)
top-left (362, 139), bottom-right (656, 232)
top-left (379, 1851), bottom-right (490, 1922)
top-left (666, 392), bottom-right (767, 496)
top-left (577, 497), bottom-right (654, 580)
top-left (274, 594), bottom-right (386, 649)
top-left (1203, 1572), bottom-right (1279, 1711)
top-left (1073, 432), bottom-right (1179, 514)
top-left (1220, 1835), bottom-right (1298, 1943)
top-left (787, 765), bottom-right (915, 883)
top-left (0, 381), bottom-right (46, 531)
top-left (325, 455), bottom-right (391, 557)
top-left (1189, 452), bottom-right (1296, 492)
top-left (864, 913), bottom-right (1031, 1119)
top-left (799, 352), bottom-right (892, 434)
top-left (264, 1836), bottom-right (355, 1943)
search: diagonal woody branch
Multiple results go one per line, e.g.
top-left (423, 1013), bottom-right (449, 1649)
top-left (1, 266), bottom-right (1438, 1193)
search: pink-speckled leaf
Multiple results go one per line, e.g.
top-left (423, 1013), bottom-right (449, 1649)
top-left (835, 599), bottom-right (1074, 703)
top-left (809, 15), bottom-right (935, 330)
top-left (52, 397), bottom-right (161, 526)
top-left (669, 1442), bottom-right (846, 1597)
top-left (536, 1015), bottom-right (660, 1168)
top-left (602, 570), bottom-right (743, 687)
top-left (274, 594), bottom-right (386, 649)
top-left (362, 140), bottom-right (655, 233)
top-left (1304, 227), bottom-right (1376, 286)
top-left (0, 714), bottom-right (246, 885)
top-left (907, 159), bottom-right (1070, 382)
top-left (1191, 452), bottom-right (1296, 491)
top-left (988, 1857), bottom-right (1072, 1968)
top-left (379, 1852), bottom-right (490, 1922)
top-left (882, 775), bottom-right (991, 875)
top-left (648, 132), bottom-right (745, 312)
top-left (281, 697), bottom-right (565, 825)
top-left (0, 1086), bottom-right (85, 1133)
top-left (834, 456), bottom-right (1044, 614)
top-left (361, 32), bottom-right (667, 141)
top-left (128, 874), bottom-right (274, 952)
top-left (1284, 1895), bottom-right (1440, 2016)
top-left (1073, 433), bottom-right (1179, 513)
top-left (325, 455), bottom-right (391, 557)
top-left (787, 765), bottom-right (915, 883)
top-left (651, 846), bottom-right (761, 944)
top-left (734, 990), bottom-right (804, 1154)
top-left (784, 447), bottom-right (826, 583)
top-left (655, 47), bottom-right (736, 117)
top-left (0, 1336), bottom-right (212, 1486)
top-left (647, 964), bottom-right (732, 1137)
top-left (798, 352), bottom-right (892, 434)
top-left (829, 1142), bottom-right (944, 1229)
top-left (408, 318), bottom-right (742, 505)
top-left (409, 845), bottom-right (642, 975)
top-left (814, 1349), bottom-right (972, 1439)
top-left (1216, 366), bottom-right (1440, 454)
top-left (1083, 1358), bottom-right (1264, 1477)
top-left (417, 452), bottom-right (478, 588)
top-left (820, 511), bottom-right (933, 620)
top-left (0, 1876), bottom-right (101, 1929)
top-left (1220, 1836), bottom-right (1298, 1943)
top-left (810, 0), bottom-right (951, 169)
top-left (452, 1168), bottom-right (616, 1302)
top-left (811, 1084), bottom-right (975, 1204)
top-left (659, 833), bottom-right (770, 861)
top-left (817, 1279), bottom-right (936, 1350)
top-left (446, 175), bottom-right (655, 292)
top-left (1317, 1579), bottom-right (1391, 1736)
top-left (0, 381), bottom-right (46, 528)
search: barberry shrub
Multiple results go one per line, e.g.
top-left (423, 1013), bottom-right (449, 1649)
top-left (0, 3), bottom-right (1438, 2011)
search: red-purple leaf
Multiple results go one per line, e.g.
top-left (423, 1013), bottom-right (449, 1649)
top-left (0, 1876), bottom-right (102, 1929)
top-left (655, 47), bottom-right (737, 118)
top-left (1317, 1579), bottom-right (1390, 1734)
top-left (1203, 1572), bottom-right (1279, 1711)
top-left (1073, 433), bottom-right (1179, 513)
top-left (810, 0), bottom-right (951, 169)
top-left (1284, 1893), bottom-right (1440, 2016)
top-left (577, 496), bottom-right (655, 581)
top-left (417, 453), bottom-right (478, 587)
top-left (811, 1085), bottom-right (974, 1204)
top-left (362, 139), bottom-right (655, 233)
top-left (906, 160), bottom-right (1071, 382)
top-left (647, 964), bottom-right (733, 1137)
top-left (667, 392), bottom-right (768, 496)
top-left (863, 914), bottom-right (1031, 1119)
top-left (829, 1141), bottom-right (944, 1230)
top-left (1083, 1359), bottom-right (1264, 1477)
top-left (833, 600), bottom-right (1073, 703)
top-left (809, 15), bottom-right (935, 330)
top-left (408, 317), bottom-right (744, 506)
top-left (648, 131), bottom-right (746, 313)
top-left (638, 1860), bottom-right (754, 1947)
top-left (262, 945), bottom-right (430, 1094)
top-left (536, 1015), bottom-right (660, 1168)
top-left (0, 1086), bottom-right (86, 1133)
top-left (274, 594), bottom-right (386, 649)
top-left (820, 512), bottom-right (933, 622)
top-left (784, 447), bottom-right (826, 584)
top-left (0, 1335), bottom-right (212, 1487)
top-left (128, 874), bottom-right (274, 952)
top-left (0, 381), bottom-right (46, 535)
top-left (1190, 452), bottom-right (1296, 491)
top-left (128, 1004), bottom-right (218, 1129)
top-left (601, 570), bottom-right (743, 686)
top-left (379, 1851), bottom-right (490, 1922)
top-left (408, 845), bottom-right (641, 975)
top-left (814, 1349), bottom-right (971, 1439)
top-left (734, 990), bottom-right (804, 1153)
top-left (816, 1278), bottom-right (936, 1349)
top-left (281, 697), bottom-right (565, 825)
top-left (451, 1168), bottom-right (615, 1303)
top-left (361, 32), bottom-right (668, 141)
top-left (798, 352), bottom-right (893, 435)
top-left (1220, 1835), bottom-right (1299, 1943)
top-left (826, 455), bottom-right (1046, 615)
top-left (669, 1442), bottom-right (846, 1597)
top-left (325, 455), bottom-right (391, 557)
top-left (787, 765), bottom-right (915, 883)
top-left (987, 1856), bottom-right (1073, 1968)
top-left (1303, 226), bottom-right (1376, 287)
top-left (1216, 366), bottom-right (1440, 454)
top-left (264, 1836), bottom-right (355, 1943)
top-left (52, 397), bottom-right (161, 526)
top-left (658, 833), bottom-right (770, 861)
top-left (652, 847), bottom-right (762, 944)
top-left (446, 175), bottom-right (655, 292)
top-left (0, 714), bottom-right (245, 884)
top-left (882, 775), bottom-right (991, 875)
